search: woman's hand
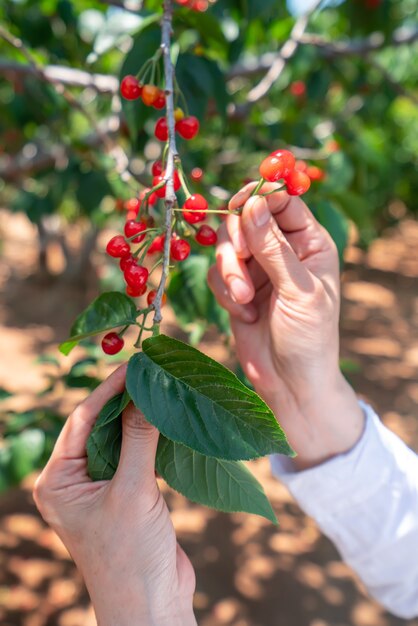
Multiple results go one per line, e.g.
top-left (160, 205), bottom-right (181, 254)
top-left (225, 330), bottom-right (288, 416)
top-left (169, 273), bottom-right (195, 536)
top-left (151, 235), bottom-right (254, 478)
top-left (33, 365), bottom-right (196, 626)
top-left (208, 183), bottom-right (365, 469)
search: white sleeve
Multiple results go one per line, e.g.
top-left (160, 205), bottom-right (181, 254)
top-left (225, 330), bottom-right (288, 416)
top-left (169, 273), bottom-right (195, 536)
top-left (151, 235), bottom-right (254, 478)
top-left (270, 402), bottom-right (418, 619)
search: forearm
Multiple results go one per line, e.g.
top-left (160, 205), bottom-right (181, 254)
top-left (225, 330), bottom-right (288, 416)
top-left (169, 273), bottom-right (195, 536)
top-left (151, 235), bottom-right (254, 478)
top-left (261, 371), bottom-right (366, 470)
top-left (270, 403), bottom-right (418, 618)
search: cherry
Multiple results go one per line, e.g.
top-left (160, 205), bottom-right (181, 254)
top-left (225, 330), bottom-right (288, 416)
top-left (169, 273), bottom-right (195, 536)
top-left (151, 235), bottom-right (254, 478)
top-left (124, 219), bottom-right (147, 243)
top-left (295, 159), bottom-right (308, 172)
top-left (171, 237), bottom-right (191, 261)
top-left (147, 234), bottom-right (165, 255)
top-left (152, 90), bottom-right (166, 109)
top-left (259, 149), bottom-right (296, 182)
top-left (306, 165), bottom-right (325, 182)
top-left (119, 255), bottom-right (137, 272)
top-left (152, 160), bottom-right (163, 176)
top-left (124, 264), bottom-right (149, 289)
top-left (147, 290), bottom-right (167, 306)
top-left (120, 75), bottom-right (141, 100)
top-left (155, 117), bottom-right (168, 141)
top-left (196, 225), bottom-right (217, 246)
top-left (191, 167), bottom-right (203, 182)
top-left (139, 187), bottom-right (157, 206)
top-left (115, 198), bottom-right (125, 212)
top-left (153, 171), bottom-right (181, 198)
top-left (284, 170), bottom-right (311, 196)
top-left (126, 283), bottom-right (147, 297)
top-left (124, 197), bottom-right (141, 215)
top-left (289, 80), bottom-right (306, 98)
top-left (176, 116), bottom-right (199, 140)
top-left (106, 235), bottom-right (130, 258)
top-left (174, 107), bottom-right (185, 122)
top-left (182, 193), bottom-right (207, 224)
top-left (102, 332), bottom-right (124, 355)
top-left (141, 84), bottom-right (159, 106)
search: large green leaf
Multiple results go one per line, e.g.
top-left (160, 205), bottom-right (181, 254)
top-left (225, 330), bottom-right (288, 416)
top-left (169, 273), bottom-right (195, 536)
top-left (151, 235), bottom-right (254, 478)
top-left (86, 392), bottom-right (277, 523)
top-left (87, 391), bottom-right (131, 481)
top-left (60, 292), bottom-right (138, 355)
top-left (126, 335), bottom-right (293, 461)
top-left (156, 435), bottom-right (277, 524)
top-left (176, 53), bottom-right (229, 120)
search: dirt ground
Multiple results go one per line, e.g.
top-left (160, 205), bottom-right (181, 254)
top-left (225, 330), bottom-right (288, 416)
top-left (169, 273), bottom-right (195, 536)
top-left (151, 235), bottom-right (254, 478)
top-left (0, 210), bottom-right (417, 626)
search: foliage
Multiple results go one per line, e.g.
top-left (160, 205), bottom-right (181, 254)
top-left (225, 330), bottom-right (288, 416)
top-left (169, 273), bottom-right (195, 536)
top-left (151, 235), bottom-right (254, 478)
top-left (0, 0), bottom-right (417, 519)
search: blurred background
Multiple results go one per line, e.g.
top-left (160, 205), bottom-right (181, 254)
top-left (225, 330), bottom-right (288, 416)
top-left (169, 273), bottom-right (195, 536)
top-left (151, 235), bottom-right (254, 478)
top-left (0, 0), bottom-right (417, 624)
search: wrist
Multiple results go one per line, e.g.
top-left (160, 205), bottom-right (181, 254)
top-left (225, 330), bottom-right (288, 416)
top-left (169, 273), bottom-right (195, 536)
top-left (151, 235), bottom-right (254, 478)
top-left (266, 371), bottom-right (365, 471)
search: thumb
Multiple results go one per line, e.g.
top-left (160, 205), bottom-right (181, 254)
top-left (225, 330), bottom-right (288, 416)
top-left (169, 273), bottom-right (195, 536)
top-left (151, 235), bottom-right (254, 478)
top-left (241, 195), bottom-right (313, 297)
top-left (114, 403), bottom-right (159, 490)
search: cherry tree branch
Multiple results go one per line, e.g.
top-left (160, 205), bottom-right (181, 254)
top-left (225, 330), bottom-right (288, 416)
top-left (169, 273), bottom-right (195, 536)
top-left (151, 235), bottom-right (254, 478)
top-left (0, 60), bottom-right (119, 93)
top-left (228, 26), bottom-right (418, 80)
top-left (153, 0), bottom-right (177, 328)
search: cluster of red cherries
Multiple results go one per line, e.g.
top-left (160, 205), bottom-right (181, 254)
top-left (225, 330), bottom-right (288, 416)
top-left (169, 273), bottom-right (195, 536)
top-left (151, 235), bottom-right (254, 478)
top-left (259, 149), bottom-right (313, 194)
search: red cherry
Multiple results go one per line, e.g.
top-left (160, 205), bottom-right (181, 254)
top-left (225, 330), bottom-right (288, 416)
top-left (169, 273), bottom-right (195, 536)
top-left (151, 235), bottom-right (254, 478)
top-left (124, 264), bottom-right (149, 289)
top-left (152, 90), bottom-right (166, 109)
top-left (124, 219), bottom-right (147, 243)
top-left (152, 160), bottom-right (163, 176)
top-left (126, 283), bottom-right (147, 297)
top-left (106, 235), bottom-right (130, 258)
top-left (306, 165), bottom-right (325, 181)
top-left (153, 171), bottom-right (181, 198)
top-left (289, 80), bottom-right (306, 98)
top-left (115, 198), bottom-right (125, 212)
top-left (120, 75), bottom-right (141, 100)
top-left (154, 117), bottom-right (168, 142)
top-left (139, 187), bottom-right (157, 207)
top-left (191, 167), bottom-right (203, 182)
top-left (119, 255), bottom-right (137, 272)
top-left (102, 332), bottom-right (124, 355)
top-left (176, 116), bottom-right (199, 140)
top-left (195, 225), bottom-right (217, 246)
top-left (295, 160), bottom-right (308, 172)
top-left (147, 234), bottom-right (165, 255)
top-left (284, 170), bottom-right (311, 196)
top-left (259, 149), bottom-right (296, 182)
top-left (147, 290), bottom-right (167, 306)
top-left (182, 193), bottom-right (208, 224)
top-left (124, 197), bottom-right (141, 214)
top-left (141, 84), bottom-right (159, 106)
top-left (171, 238), bottom-right (191, 262)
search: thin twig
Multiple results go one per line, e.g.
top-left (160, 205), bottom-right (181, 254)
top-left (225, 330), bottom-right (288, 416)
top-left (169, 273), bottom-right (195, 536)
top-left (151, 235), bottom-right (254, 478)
top-left (153, 0), bottom-right (177, 328)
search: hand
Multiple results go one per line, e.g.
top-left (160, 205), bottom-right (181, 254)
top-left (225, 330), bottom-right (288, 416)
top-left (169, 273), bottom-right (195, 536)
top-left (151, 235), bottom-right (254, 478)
top-left (209, 183), bottom-right (365, 469)
top-left (33, 365), bottom-right (196, 626)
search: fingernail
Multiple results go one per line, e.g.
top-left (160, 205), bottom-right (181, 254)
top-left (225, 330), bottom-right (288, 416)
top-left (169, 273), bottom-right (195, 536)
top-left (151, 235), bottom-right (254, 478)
top-left (249, 197), bottom-right (270, 227)
top-left (230, 278), bottom-right (253, 303)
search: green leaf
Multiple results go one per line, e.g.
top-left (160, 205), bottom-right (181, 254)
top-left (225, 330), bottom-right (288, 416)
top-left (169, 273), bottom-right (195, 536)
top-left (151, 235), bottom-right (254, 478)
top-left (85, 392), bottom-right (277, 523)
top-left (126, 335), bottom-right (293, 461)
top-left (8, 430), bottom-right (46, 483)
top-left (176, 54), bottom-right (229, 120)
top-left (156, 435), bottom-right (277, 524)
top-left (60, 292), bottom-right (138, 355)
top-left (0, 387), bottom-right (12, 401)
top-left (167, 254), bottom-right (230, 336)
top-left (87, 391), bottom-right (130, 480)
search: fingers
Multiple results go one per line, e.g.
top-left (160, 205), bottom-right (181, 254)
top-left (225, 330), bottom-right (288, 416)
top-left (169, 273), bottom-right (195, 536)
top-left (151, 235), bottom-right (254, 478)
top-left (216, 224), bottom-right (255, 304)
top-left (113, 404), bottom-right (159, 492)
top-left (240, 195), bottom-right (314, 297)
top-left (207, 265), bottom-right (257, 324)
top-left (52, 364), bottom-right (128, 461)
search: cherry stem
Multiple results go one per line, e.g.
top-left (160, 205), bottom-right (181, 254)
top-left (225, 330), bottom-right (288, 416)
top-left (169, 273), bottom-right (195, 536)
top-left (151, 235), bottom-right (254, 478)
top-left (134, 311), bottom-right (151, 348)
top-left (125, 227), bottom-right (159, 242)
top-left (175, 158), bottom-right (191, 199)
top-left (250, 177), bottom-right (265, 197)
